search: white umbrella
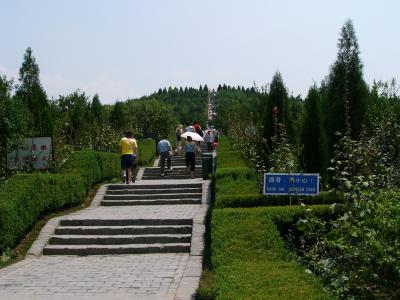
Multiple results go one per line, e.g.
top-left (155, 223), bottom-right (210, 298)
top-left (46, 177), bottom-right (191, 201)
top-left (181, 131), bottom-right (204, 142)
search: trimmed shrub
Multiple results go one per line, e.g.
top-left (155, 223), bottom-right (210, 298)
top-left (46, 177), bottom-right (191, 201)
top-left (215, 191), bottom-right (341, 209)
top-left (215, 136), bottom-right (233, 153)
top-left (0, 151), bottom-right (120, 252)
top-left (217, 150), bottom-right (247, 168)
top-left (215, 169), bottom-right (259, 199)
top-left (210, 206), bottom-right (333, 299)
top-left (62, 151), bottom-right (119, 189)
top-left (137, 138), bottom-right (156, 166)
top-left (0, 174), bottom-right (85, 252)
top-left (215, 167), bottom-right (257, 179)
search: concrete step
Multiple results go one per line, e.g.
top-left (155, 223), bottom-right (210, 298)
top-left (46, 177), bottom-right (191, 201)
top-left (144, 168), bottom-right (202, 174)
top-left (43, 243), bottom-right (191, 255)
top-left (60, 218), bottom-right (193, 227)
top-left (103, 193), bottom-right (202, 200)
top-left (107, 183), bottom-right (202, 190)
top-left (49, 234), bottom-right (192, 245)
top-left (141, 174), bottom-right (202, 180)
top-left (55, 225), bottom-right (192, 235)
top-left (106, 187), bottom-right (202, 195)
top-left (101, 198), bottom-right (201, 206)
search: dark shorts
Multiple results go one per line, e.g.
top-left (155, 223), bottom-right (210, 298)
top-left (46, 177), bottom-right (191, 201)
top-left (121, 154), bottom-right (134, 169)
top-left (185, 152), bottom-right (196, 171)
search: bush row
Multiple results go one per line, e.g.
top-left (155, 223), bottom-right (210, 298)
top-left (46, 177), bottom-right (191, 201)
top-left (137, 138), bottom-right (156, 166)
top-left (215, 191), bottom-right (340, 209)
top-left (0, 150), bottom-right (120, 252)
top-left (200, 206), bottom-right (333, 299)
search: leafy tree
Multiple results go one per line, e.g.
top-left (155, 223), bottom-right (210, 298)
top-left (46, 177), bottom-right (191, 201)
top-left (0, 75), bottom-right (31, 176)
top-left (109, 101), bottom-right (128, 131)
top-left (269, 123), bottom-right (298, 173)
top-left (302, 86), bottom-right (328, 180)
top-left (325, 20), bottom-right (368, 147)
top-left (15, 47), bottom-right (53, 135)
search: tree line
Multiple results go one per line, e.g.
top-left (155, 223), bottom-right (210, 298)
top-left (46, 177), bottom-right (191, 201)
top-left (216, 20), bottom-right (400, 186)
top-left (0, 49), bottom-right (208, 178)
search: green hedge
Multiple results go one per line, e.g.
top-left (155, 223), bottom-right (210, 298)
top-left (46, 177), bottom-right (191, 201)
top-left (215, 191), bottom-right (341, 209)
top-left (137, 138), bottom-right (156, 166)
top-left (0, 150), bottom-right (120, 252)
top-left (205, 206), bottom-right (333, 299)
top-left (215, 136), bottom-right (234, 153)
top-left (215, 167), bottom-right (259, 198)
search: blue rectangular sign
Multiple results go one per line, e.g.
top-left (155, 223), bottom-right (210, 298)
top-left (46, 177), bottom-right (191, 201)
top-left (263, 173), bottom-right (319, 196)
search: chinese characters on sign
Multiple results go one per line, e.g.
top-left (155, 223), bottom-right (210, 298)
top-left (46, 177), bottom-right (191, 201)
top-left (7, 137), bottom-right (53, 170)
top-left (263, 173), bottom-right (319, 196)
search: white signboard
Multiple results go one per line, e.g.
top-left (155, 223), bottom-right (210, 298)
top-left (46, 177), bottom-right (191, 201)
top-left (7, 137), bottom-right (53, 170)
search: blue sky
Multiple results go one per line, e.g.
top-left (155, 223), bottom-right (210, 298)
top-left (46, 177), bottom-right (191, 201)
top-left (1, 0), bottom-right (399, 104)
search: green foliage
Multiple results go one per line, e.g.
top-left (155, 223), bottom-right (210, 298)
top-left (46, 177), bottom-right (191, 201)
top-left (209, 207), bottom-right (332, 299)
top-left (150, 86), bottom-right (209, 126)
top-left (0, 173), bottom-right (85, 253)
top-left (15, 47), bottom-right (53, 136)
top-left (137, 138), bottom-right (156, 166)
top-left (325, 20), bottom-right (368, 146)
top-left (269, 123), bottom-right (299, 173)
top-left (215, 191), bottom-right (340, 209)
top-left (302, 86), bottom-right (328, 180)
top-left (0, 151), bottom-right (120, 253)
top-left (296, 113), bottom-right (400, 298)
top-left (61, 151), bottom-right (119, 189)
top-left (216, 137), bottom-right (248, 168)
top-left (217, 150), bottom-right (248, 168)
top-left (215, 167), bottom-right (259, 199)
top-left (0, 75), bottom-right (32, 180)
top-left (296, 191), bottom-right (400, 299)
top-left (262, 72), bottom-right (295, 146)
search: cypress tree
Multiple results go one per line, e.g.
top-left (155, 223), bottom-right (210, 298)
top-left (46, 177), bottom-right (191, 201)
top-left (326, 20), bottom-right (368, 147)
top-left (302, 86), bottom-right (328, 180)
top-left (15, 47), bottom-right (52, 135)
top-left (262, 72), bottom-right (294, 146)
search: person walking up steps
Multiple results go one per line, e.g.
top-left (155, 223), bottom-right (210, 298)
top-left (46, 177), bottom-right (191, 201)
top-left (119, 130), bottom-right (138, 184)
top-left (184, 136), bottom-right (199, 179)
top-left (157, 136), bottom-right (173, 177)
top-left (175, 124), bottom-right (183, 152)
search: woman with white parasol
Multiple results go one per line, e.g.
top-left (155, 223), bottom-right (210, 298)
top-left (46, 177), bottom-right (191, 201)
top-left (181, 132), bottom-right (203, 178)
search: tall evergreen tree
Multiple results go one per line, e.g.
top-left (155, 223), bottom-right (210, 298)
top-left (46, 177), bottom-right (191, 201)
top-left (262, 72), bottom-right (294, 145)
top-left (325, 20), bottom-right (368, 146)
top-left (90, 94), bottom-right (103, 123)
top-left (15, 47), bottom-right (52, 135)
top-left (302, 86), bottom-right (328, 180)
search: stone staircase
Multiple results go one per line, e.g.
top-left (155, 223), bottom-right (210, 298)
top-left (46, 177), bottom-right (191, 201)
top-left (101, 183), bottom-right (202, 205)
top-left (142, 167), bottom-right (203, 180)
top-left (140, 143), bottom-right (209, 180)
top-left (43, 182), bottom-right (203, 255)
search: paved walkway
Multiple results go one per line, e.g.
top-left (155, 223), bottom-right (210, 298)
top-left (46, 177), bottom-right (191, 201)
top-left (0, 177), bottom-right (209, 299)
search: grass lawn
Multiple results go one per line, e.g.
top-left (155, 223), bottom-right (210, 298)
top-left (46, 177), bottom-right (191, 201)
top-left (207, 207), bottom-right (333, 299)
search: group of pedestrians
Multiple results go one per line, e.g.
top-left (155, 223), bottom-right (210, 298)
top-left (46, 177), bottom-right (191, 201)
top-left (119, 122), bottom-right (215, 183)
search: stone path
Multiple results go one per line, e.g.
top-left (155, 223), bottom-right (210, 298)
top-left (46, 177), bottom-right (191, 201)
top-left (0, 174), bottom-right (209, 299)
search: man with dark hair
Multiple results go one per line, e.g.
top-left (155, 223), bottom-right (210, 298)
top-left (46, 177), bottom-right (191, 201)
top-left (157, 136), bottom-right (173, 177)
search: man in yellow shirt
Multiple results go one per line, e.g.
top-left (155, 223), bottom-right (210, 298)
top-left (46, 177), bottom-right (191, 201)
top-left (119, 130), bottom-right (138, 184)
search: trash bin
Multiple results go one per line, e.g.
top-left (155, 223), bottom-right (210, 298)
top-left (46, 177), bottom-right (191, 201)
top-left (201, 152), bottom-right (213, 179)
